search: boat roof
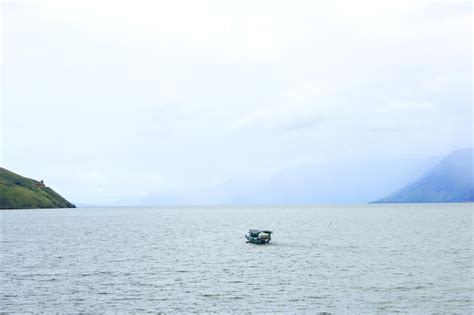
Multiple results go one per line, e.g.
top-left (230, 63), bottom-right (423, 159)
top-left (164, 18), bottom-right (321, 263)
top-left (249, 229), bottom-right (272, 234)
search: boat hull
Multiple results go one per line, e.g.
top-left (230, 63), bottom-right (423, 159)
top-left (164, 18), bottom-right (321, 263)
top-left (245, 235), bottom-right (270, 244)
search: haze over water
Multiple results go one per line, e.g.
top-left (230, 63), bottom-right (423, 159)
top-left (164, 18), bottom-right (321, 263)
top-left (1, 204), bottom-right (472, 313)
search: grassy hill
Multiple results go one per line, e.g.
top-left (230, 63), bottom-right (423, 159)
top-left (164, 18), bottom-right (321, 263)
top-left (0, 168), bottom-right (75, 209)
top-left (372, 148), bottom-right (473, 203)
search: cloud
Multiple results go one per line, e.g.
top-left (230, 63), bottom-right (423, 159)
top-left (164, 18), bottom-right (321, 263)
top-left (232, 83), bottom-right (328, 132)
top-left (53, 168), bottom-right (168, 205)
top-left (421, 1), bottom-right (472, 21)
top-left (367, 101), bottom-right (438, 133)
top-left (232, 105), bottom-right (324, 133)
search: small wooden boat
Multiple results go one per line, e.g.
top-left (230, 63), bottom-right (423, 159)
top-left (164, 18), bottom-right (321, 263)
top-left (245, 229), bottom-right (272, 244)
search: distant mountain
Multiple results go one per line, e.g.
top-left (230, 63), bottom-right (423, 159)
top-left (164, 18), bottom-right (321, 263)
top-left (0, 167), bottom-right (75, 209)
top-left (141, 156), bottom-right (441, 205)
top-left (373, 148), bottom-right (473, 203)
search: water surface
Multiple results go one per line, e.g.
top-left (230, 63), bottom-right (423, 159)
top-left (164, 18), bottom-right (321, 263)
top-left (1, 204), bottom-right (472, 313)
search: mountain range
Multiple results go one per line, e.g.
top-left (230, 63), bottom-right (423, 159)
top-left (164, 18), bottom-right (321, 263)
top-left (2, 148), bottom-right (471, 208)
top-left (142, 149), bottom-right (472, 205)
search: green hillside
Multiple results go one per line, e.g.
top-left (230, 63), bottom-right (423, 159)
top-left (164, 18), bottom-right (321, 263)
top-left (0, 168), bottom-right (75, 209)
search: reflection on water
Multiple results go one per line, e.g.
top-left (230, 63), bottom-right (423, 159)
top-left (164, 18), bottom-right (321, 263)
top-left (1, 204), bottom-right (472, 313)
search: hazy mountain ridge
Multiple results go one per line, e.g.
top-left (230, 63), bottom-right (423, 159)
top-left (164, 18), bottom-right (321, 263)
top-left (140, 156), bottom-right (441, 205)
top-left (0, 167), bottom-right (75, 209)
top-left (373, 148), bottom-right (473, 203)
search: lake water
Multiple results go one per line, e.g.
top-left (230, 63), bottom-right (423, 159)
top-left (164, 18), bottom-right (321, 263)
top-left (1, 204), bottom-right (472, 313)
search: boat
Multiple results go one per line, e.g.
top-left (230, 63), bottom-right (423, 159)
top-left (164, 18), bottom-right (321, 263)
top-left (245, 229), bottom-right (273, 244)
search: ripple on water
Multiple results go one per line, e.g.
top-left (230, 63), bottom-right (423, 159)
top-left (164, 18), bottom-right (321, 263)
top-left (1, 204), bottom-right (472, 313)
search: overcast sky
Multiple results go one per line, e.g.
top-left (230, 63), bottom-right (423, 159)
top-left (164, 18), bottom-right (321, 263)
top-left (1, 1), bottom-right (472, 205)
